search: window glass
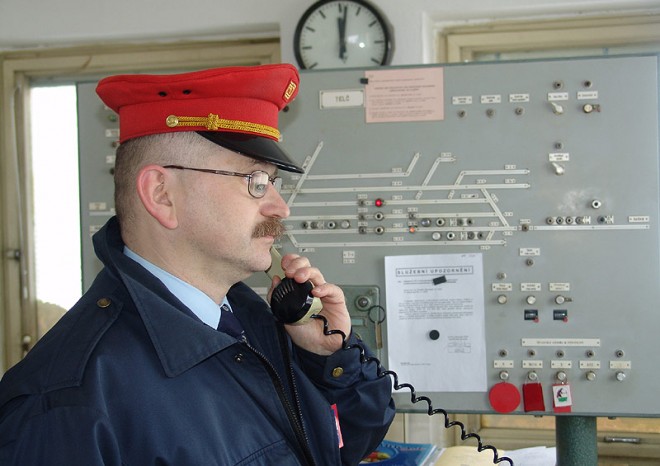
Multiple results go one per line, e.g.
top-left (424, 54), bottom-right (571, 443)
top-left (30, 85), bottom-right (81, 337)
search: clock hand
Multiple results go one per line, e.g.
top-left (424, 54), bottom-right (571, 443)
top-left (338, 7), bottom-right (348, 61)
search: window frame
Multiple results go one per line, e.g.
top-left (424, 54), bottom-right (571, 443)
top-left (437, 14), bottom-right (660, 63)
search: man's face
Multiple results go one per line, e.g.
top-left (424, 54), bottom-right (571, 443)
top-left (172, 146), bottom-right (290, 283)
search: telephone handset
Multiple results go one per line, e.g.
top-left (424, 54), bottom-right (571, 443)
top-left (266, 248), bottom-right (323, 325)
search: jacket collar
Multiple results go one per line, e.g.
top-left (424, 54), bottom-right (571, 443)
top-left (94, 217), bottom-right (240, 377)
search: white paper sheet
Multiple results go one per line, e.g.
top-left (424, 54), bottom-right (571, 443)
top-left (385, 253), bottom-right (487, 392)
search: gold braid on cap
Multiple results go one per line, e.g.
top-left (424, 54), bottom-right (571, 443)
top-left (165, 113), bottom-right (280, 139)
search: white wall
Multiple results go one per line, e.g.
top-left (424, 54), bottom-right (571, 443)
top-left (1, 0), bottom-right (659, 65)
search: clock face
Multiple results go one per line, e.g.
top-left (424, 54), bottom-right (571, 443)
top-left (294, 0), bottom-right (392, 70)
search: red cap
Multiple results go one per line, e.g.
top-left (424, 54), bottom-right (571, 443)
top-left (96, 64), bottom-right (304, 173)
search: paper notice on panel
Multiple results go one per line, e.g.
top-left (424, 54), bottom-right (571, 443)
top-left (364, 67), bottom-right (444, 123)
top-left (385, 253), bottom-right (487, 392)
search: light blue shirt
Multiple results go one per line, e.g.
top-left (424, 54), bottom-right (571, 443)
top-left (123, 247), bottom-right (229, 329)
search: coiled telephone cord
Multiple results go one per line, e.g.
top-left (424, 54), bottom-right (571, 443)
top-left (313, 314), bottom-right (514, 466)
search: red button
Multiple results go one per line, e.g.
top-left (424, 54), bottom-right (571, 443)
top-left (489, 382), bottom-right (521, 413)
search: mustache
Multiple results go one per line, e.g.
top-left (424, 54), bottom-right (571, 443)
top-left (252, 218), bottom-right (287, 239)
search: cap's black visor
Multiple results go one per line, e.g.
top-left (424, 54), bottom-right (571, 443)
top-left (197, 131), bottom-right (304, 174)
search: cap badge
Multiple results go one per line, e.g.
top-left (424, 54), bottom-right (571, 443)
top-left (283, 80), bottom-right (297, 102)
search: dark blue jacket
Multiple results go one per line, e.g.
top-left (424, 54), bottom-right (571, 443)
top-left (0, 217), bottom-right (395, 465)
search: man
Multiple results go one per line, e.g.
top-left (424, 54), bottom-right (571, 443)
top-left (0, 64), bottom-right (395, 465)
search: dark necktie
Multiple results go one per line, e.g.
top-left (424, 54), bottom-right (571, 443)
top-left (218, 303), bottom-right (246, 342)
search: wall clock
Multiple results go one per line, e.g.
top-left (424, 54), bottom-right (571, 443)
top-left (293, 0), bottom-right (393, 70)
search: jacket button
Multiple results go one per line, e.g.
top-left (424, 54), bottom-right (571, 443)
top-left (234, 353), bottom-right (244, 363)
top-left (331, 367), bottom-right (344, 378)
top-left (96, 297), bottom-right (111, 308)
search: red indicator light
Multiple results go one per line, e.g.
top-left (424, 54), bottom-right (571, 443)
top-left (374, 198), bottom-right (384, 207)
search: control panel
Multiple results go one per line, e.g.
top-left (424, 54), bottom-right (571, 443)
top-left (263, 55), bottom-right (660, 416)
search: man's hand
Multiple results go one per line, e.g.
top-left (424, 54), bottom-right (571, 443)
top-left (268, 253), bottom-right (350, 355)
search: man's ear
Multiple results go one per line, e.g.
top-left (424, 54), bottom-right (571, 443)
top-left (135, 165), bottom-right (178, 229)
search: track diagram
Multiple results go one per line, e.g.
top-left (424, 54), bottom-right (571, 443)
top-left (280, 141), bottom-right (649, 250)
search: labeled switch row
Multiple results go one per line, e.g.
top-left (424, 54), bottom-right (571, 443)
top-left (496, 294), bottom-right (572, 305)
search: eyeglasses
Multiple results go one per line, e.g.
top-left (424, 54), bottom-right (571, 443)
top-left (163, 165), bottom-right (282, 199)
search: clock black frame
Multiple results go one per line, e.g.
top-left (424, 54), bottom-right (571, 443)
top-left (293, 0), bottom-right (393, 70)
